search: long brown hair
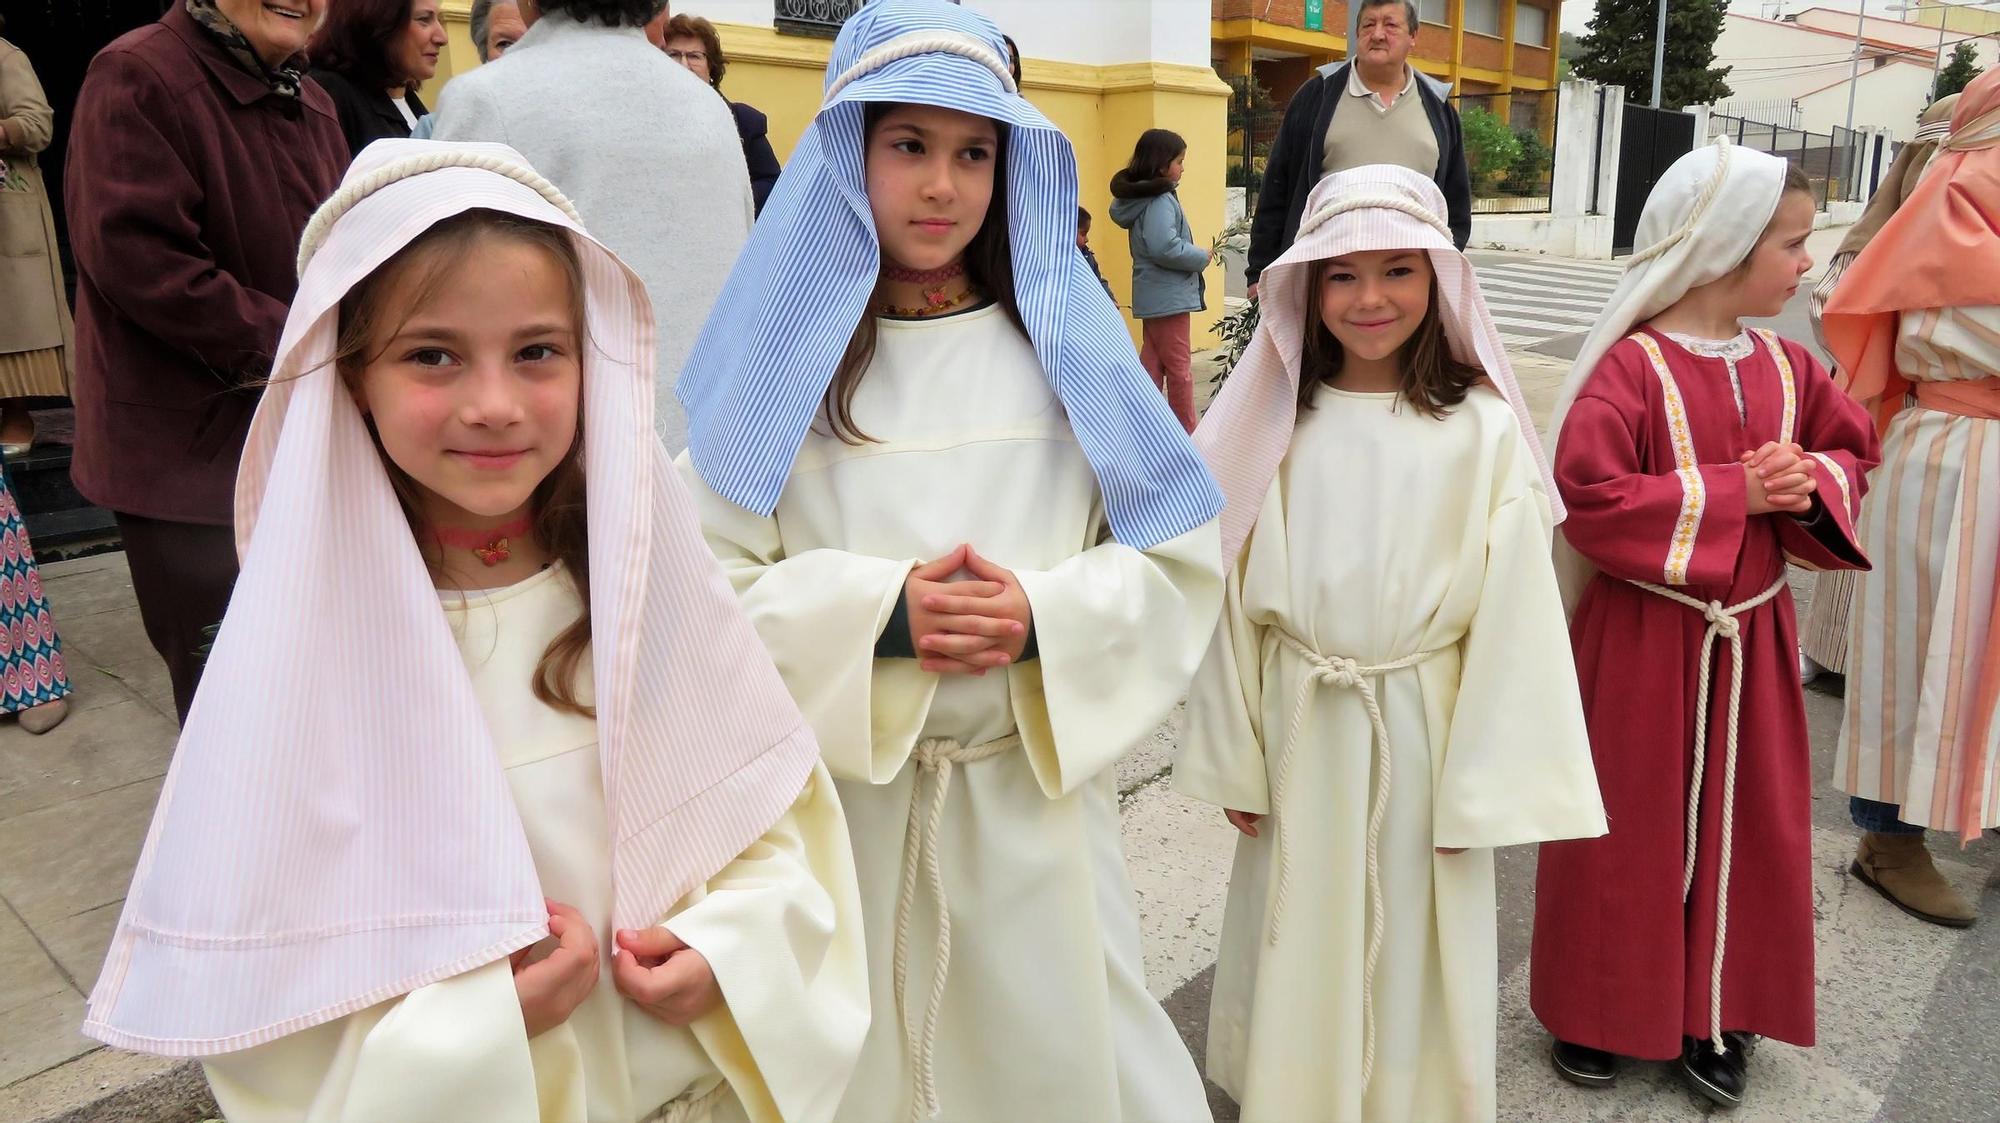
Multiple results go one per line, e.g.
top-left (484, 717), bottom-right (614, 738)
top-left (331, 209), bottom-right (597, 717)
top-left (1298, 266), bottom-right (1483, 417)
top-left (821, 102), bottom-right (1028, 444)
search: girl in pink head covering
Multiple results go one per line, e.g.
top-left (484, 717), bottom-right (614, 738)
top-left (1175, 164), bottom-right (1605, 1123)
top-left (81, 141), bottom-right (868, 1123)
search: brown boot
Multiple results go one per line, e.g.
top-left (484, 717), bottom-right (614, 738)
top-left (1851, 832), bottom-right (1976, 928)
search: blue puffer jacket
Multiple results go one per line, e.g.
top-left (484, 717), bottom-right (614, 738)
top-left (1107, 170), bottom-right (1208, 320)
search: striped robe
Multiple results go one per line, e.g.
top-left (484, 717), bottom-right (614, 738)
top-left (1834, 305), bottom-right (2000, 838)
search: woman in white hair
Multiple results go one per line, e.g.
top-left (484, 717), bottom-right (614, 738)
top-left (1177, 164), bottom-right (1604, 1123)
top-left (79, 141), bottom-right (868, 1123)
top-left (1529, 142), bottom-right (1877, 1110)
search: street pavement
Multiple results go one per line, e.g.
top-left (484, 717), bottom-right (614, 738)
top-left (3, 230), bottom-right (1996, 1122)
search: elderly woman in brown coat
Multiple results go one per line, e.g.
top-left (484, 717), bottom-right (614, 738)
top-left (65, 0), bottom-right (348, 722)
top-left (0, 20), bottom-right (74, 456)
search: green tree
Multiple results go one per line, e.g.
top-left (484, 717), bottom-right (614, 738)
top-left (1935, 41), bottom-right (1983, 102)
top-left (1460, 107), bottom-right (1524, 194)
top-left (1218, 70), bottom-right (1282, 206)
top-left (1572, 0), bottom-right (1733, 110)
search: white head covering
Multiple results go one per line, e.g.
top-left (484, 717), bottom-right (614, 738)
top-left (1196, 164), bottom-right (1557, 561)
top-left (1546, 138), bottom-right (1790, 610)
top-left (83, 141), bottom-right (819, 1057)
top-left (677, 0), bottom-right (1221, 551)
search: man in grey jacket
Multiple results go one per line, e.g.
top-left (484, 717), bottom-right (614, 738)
top-left (433, 0), bottom-right (752, 451)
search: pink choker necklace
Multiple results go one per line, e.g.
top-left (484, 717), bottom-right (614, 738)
top-left (882, 259), bottom-right (968, 310)
top-left (428, 512), bottom-right (533, 567)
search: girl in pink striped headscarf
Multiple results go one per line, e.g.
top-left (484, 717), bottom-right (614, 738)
top-left (1176, 164), bottom-right (1604, 1123)
top-left (82, 141), bottom-right (869, 1123)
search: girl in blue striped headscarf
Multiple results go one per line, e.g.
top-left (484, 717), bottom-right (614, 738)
top-left (676, 2), bottom-right (1220, 1120)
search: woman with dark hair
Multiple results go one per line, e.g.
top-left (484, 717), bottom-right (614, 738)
top-left (64, 0), bottom-right (347, 722)
top-left (663, 13), bottom-right (780, 215)
top-left (308, 0), bottom-right (448, 154)
top-left (678, 4), bottom-right (1222, 1118)
top-left (1110, 127), bottom-right (1208, 432)
top-left (434, 0), bottom-right (753, 451)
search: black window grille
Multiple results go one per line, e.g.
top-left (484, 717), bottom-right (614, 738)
top-left (776, 0), bottom-right (864, 37)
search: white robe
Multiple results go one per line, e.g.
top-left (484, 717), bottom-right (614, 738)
top-left (680, 303), bottom-right (1222, 1123)
top-left (204, 567), bottom-right (869, 1123)
top-left (1175, 385), bottom-right (1605, 1123)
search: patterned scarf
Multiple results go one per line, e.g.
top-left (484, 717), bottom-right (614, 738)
top-left (184, 0), bottom-right (305, 100)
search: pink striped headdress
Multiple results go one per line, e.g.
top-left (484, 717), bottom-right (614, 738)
top-left (1196, 165), bottom-right (1560, 562)
top-left (83, 141), bottom-right (819, 1056)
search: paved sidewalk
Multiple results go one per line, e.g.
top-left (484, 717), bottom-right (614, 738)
top-left (0, 550), bottom-right (215, 1122)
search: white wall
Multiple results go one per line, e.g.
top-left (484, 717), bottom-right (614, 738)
top-left (692, 0), bottom-right (1215, 68)
top-left (1715, 14), bottom-right (1950, 139)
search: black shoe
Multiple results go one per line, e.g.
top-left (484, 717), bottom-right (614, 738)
top-left (1679, 1035), bottom-right (1748, 1109)
top-left (1551, 1039), bottom-right (1619, 1087)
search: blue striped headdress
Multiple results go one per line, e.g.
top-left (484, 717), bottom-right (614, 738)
top-left (676, 0), bottom-right (1222, 551)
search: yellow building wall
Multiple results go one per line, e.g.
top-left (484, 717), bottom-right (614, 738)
top-left (418, 12), bottom-right (1231, 347)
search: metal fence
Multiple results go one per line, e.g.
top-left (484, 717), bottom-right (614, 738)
top-left (774, 0), bottom-right (862, 36)
top-left (1451, 88), bottom-right (1559, 214)
top-left (1709, 113), bottom-right (1867, 209)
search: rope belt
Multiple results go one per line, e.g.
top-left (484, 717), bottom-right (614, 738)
top-left (1270, 628), bottom-right (1448, 1091)
top-left (894, 734), bottom-right (1022, 1122)
top-left (1624, 575), bottom-right (1788, 1052)
top-left (641, 1077), bottom-right (729, 1123)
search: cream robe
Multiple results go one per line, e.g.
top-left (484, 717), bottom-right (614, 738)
top-left (204, 567), bottom-right (869, 1123)
top-left (680, 304), bottom-right (1222, 1123)
top-left (1176, 385), bottom-right (1605, 1123)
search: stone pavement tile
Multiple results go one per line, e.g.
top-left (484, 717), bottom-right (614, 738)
top-left (0, 1048), bottom-right (214, 1123)
top-left (0, 904), bottom-right (71, 1013)
top-left (0, 989), bottom-right (93, 1089)
top-left (39, 901), bottom-right (120, 997)
top-left (54, 606), bottom-right (175, 723)
top-left (1114, 705), bottom-right (1181, 799)
top-left (1873, 860), bottom-right (2000, 1123)
top-left (0, 778), bottom-right (159, 931)
top-left (38, 562), bottom-right (137, 623)
top-left (1122, 775), bottom-right (1236, 1001)
top-left (1158, 964), bottom-right (1241, 1123)
top-left (0, 700), bottom-right (176, 821)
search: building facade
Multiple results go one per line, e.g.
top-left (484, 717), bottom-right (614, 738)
top-left (419, 0), bottom-right (1231, 345)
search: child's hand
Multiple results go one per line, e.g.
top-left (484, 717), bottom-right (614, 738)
top-left (916, 547), bottom-right (1032, 674)
top-left (1225, 809), bottom-right (1263, 837)
top-left (1741, 442), bottom-right (1817, 506)
top-left (905, 546), bottom-right (1005, 676)
top-left (1742, 455), bottom-right (1813, 516)
top-left (1435, 847), bottom-right (1468, 855)
top-left (513, 899), bottom-right (600, 1039)
top-left (612, 927), bottom-right (724, 1026)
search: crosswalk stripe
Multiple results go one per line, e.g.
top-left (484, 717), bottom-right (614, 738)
top-left (1486, 265), bottom-right (1622, 291)
top-left (1476, 286), bottom-right (1616, 312)
top-left (1492, 315), bottom-right (1596, 335)
top-left (1487, 303), bottom-right (1601, 325)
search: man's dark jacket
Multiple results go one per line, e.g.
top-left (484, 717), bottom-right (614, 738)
top-left (1246, 60), bottom-right (1472, 283)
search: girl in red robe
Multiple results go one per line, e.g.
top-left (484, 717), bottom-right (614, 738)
top-left (1529, 143), bottom-right (1880, 1109)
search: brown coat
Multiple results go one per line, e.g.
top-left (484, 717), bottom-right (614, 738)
top-left (64, 5), bottom-right (347, 524)
top-left (0, 37), bottom-right (74, 372)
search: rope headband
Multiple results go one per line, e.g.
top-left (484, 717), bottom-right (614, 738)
top-left (1296, 191), bottom-right (1452, 240)
top-left (1943, 104), bottom-right (2000, 152)
top-left (296, 149), bottom-right (586, 277)
top-left (823, 29), bottom-right (1018, 103)
top-left (1624, 135), bottom-right (1734, 271)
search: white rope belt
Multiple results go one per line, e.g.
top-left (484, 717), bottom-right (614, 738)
top-left (894, 733), bottom-right (1021, 1122)
top-left (1624, 574), bottom-right (1787, 1052)
top-left (1270, 629), bottom-right (1447, 1091)
top-left (640, 1076), bottom-right (728, 1123)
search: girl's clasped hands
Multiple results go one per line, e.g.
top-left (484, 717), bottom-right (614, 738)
top-left (512, 898), bottom-right (723, 1038)
top-left (904, 543), bottom-right (1034, 675)
top-left (1742, 439), bottom-right (1820, 515)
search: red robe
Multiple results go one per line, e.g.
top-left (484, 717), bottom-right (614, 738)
top-left (1530, 327), bottom-right (1879, 1060)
